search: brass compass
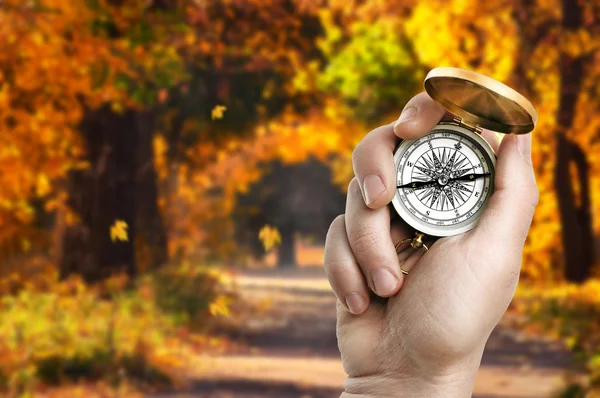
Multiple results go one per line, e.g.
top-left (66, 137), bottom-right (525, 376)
top-left (392, 67), bottom-right (538, 256)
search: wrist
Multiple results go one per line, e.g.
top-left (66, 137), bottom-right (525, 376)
top-left (341, 350), bottom-right (483, 398)
top-left (340, 374), bottom-right (474, 398)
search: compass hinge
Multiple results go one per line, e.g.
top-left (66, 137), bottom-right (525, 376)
top-left (453, 116), bottom-right (483, 134)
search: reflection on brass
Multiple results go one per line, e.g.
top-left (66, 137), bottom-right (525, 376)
top-left (424, 67), bottom-right (538, 134)
top-left (395, 232), bottom-right (430, 254)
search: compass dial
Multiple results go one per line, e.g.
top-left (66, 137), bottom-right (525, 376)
top-left (392, 123), bottom-right (496, 237)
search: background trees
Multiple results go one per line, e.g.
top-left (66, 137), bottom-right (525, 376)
top-left (1, 0), bottom-right (600, 395)
top-left (235, 158), bottom-right (345, 267)
top-left (0, 0), bottom-right (598, 278)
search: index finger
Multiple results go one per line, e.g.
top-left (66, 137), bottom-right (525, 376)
top-left (352, 92), bottom-right (446, 209)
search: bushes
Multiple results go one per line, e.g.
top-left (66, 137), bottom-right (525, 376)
top-left (0, 263), bottom-right (233, 397)
top-left (513, 281), bottom-right (600, 397)
top-left (150, 263), bottom-right (233, 327)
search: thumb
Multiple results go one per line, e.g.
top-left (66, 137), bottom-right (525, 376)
top-left (470, 133), bottom-right (539, 253)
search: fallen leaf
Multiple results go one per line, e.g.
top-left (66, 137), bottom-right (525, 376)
top-left (110, 219), bottom-right (129, 242)
top-left (211, 105), bottom-right (227, 120)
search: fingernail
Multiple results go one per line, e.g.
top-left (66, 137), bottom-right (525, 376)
top-left (372, 269), bottom-right (398, 296)
top-left (517, 134), bottom-right (532, 161)
top-left (345, 293), bottom-right (366, 315)
top-left (393, 106), bottom-right (418, 133)
top-left (362, 173), bottom-right (385, 206)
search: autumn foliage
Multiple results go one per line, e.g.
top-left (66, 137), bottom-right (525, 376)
top-left (0, 0), bottom-right (599, 396)
top-left (0, 264), bottom-right (233, 396)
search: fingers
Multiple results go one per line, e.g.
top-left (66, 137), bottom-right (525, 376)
top-left (324, 215), bottom-right (370, 315)
top-left (481, 129), bottom-right (500, 153)
top-left (393, 221), bottom-right (433, 275)
top-left (351, 124), bottom-right (397, 209)
top-left (352, 92), bottom-right (446, 210)
top-left (392, 92), bottom-right (446, 140)
top-left (471, 133), bottom-right (539, 252)
top-left (397, 247), bottom-right (427, 274)
top-left (345, 178), bottom-right (405, 297)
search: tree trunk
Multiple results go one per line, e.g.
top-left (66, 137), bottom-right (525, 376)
top-left (595, 233), bottom-right (600, 265)
top-left (555, 136), bottom-right (594, 282)
top-left (277, 224), bottom-right (297, 267)
top-left (554, 0), bottom-right (594, 282)
top-left (134, 110), bottom-right (168, 271)
top-left (60, 106), bottom-right (138, 283)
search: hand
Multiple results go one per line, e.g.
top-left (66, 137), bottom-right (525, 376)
top-left (324, 93), bottom-right (538, 397)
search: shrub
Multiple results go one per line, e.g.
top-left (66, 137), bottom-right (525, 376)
top-left (0, 264), bottom-right (234, 396)
top-left (512, 281), bottom-right (600, 397)
top-left (149, 263), bottom-right (234, 327)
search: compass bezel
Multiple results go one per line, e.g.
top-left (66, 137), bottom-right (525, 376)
top-left (392, 123), bottom-right (497, 237)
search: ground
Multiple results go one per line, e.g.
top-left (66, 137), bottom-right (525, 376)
top-left (151, 267), bottom-right (572, 398)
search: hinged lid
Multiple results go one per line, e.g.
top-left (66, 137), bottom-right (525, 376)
top-left (452, 116), bottom-right (483, 134)
top-left (424, 67), bottom-right (538, 134)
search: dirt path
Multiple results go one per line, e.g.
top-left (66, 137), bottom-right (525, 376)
top-left (152, 267), bottom-right (572, 398)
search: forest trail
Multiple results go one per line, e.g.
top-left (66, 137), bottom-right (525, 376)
top-left (152, 267), bottom-right (571, 398)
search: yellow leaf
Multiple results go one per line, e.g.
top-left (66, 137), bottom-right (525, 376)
top-left (111, 102), bottom-right (125, 114)
top-left (211, 105), bottom-right (227, 120)
top-left (21, 239), bottom-right (31, 252)
top-left (36, 174), bottom-right (51, 197)
top-left (110, 219), bottom-right (129, 242)
top-left (258, 225), bottom-right (281, 252)
top-left (209, 295), bottom-right (231, 317)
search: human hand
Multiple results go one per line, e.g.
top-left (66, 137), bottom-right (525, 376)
top-left (324, 93), bottom-right (539, 397)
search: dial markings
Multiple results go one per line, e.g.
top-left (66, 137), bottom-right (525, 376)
top-left (394, 130), bottom-right (494, 228)
top-left (443, 148), bottom-right (458, 174)
top-left (445, 187), bottom-right (456, 209)
top-left (398, 166), bottom-right (489, 211)
top-left (430, 189), bottom-right (441, 208)
top-left (428, 141), bottom-right (443, 169)
top-left (415, 165), bottom-right (434, 179)
top-left (419, 187), bottom-right (435, 203)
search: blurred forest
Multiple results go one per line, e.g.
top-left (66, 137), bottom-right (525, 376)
top-left (0, 0), bottom-right (600, 396)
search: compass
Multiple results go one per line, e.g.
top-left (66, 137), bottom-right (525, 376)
top-left (392, 68), bottom-right (537, 245)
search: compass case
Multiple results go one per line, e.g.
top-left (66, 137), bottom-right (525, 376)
top-left (424, 67), bottom-right (538, 135)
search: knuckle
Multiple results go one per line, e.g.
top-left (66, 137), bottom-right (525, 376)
top-left (325, 214), bottom-right (346, 246)
top-left (529, 184), bottom-right (540, 207)
top-left (351, 143), bottom-right (362, 168)
top-left (351, 140), bottom-right (375, 170)
top-left (517, 183), bottom-right (540, 211)
top-left (324, 259), bottom-right (352, 282)
top-left (347, 177), bottom-right (361, 196)
top-left (411, 91), bottom-right (429, 103)
top-left (331, 214), bottom-right (346, 229)
top-left (348, 225), bottom-right (381, 257)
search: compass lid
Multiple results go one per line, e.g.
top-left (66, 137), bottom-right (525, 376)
top-left (424, 67), bottom-right (538, 134)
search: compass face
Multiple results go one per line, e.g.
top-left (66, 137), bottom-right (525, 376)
top-left (391, 123), bottom-right (496, 237)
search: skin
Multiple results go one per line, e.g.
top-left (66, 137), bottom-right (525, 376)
top-left (324, 93), bottom-right (539, 397)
